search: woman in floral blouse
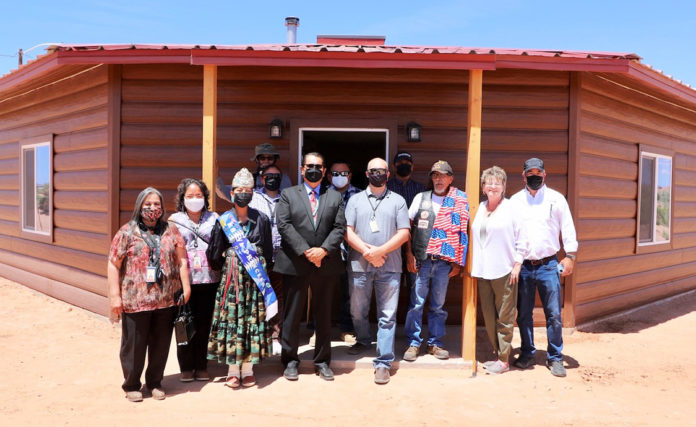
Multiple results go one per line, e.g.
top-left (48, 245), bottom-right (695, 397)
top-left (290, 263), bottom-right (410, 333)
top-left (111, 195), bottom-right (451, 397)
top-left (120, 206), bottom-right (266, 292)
top-left (108, 187), bottom-right (191, 402)
top-left (169, 178), bottom-right (220, 383)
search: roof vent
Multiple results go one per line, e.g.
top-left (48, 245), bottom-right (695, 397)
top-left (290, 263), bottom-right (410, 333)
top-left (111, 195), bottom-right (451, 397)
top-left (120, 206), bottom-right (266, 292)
top-left (286, 17), bottom-right (299, 44)
top-left (316, 35), bottom-right (386, 46)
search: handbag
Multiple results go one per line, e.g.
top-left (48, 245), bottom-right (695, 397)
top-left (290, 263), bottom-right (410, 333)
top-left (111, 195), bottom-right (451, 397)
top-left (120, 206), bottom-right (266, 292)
top-left (173, 303), bottom-right (196, 346)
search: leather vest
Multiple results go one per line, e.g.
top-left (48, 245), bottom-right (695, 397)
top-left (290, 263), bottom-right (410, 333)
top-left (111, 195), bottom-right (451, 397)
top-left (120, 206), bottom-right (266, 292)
top-left (411, 191), bottom-right (436, 262)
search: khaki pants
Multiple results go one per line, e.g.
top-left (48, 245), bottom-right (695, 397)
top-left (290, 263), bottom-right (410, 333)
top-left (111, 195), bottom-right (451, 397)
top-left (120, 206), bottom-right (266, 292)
top-left (477, 272), bottom-right (518, 363)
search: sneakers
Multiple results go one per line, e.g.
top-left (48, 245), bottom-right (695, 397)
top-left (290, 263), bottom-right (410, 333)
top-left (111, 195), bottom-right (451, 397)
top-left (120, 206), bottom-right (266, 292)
top-left (347, 342), bottom-right (370, 355)
top-left (149, 388), bottom-right (166, 400)
top-left (283, 360), bottom-right (299, 381)
top-left (180, 371), bottom-right (194, 382)
top-left (403, 346), bottom-right (420, 362)
top-left (513, 355), bottom-right (536, 369)
top-left (427, 345), bottom-right (449, 360)
top-left (483, 360), bottom-right (510, 375)
top-left (547, 359), bottom-right (567, 377)
top-left (125, 391), bottom-right (143, 402)
top-left (374, 367), bottom-right (390, 385)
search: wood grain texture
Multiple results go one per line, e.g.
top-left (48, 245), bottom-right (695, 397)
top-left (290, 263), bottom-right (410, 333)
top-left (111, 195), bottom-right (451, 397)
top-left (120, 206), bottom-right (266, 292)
top-left (54, 209), bottom-right (109, 234)
top-left (0, 234), bottom-right (106, 275)
top-left (54, 190), bottom-right (108, 213)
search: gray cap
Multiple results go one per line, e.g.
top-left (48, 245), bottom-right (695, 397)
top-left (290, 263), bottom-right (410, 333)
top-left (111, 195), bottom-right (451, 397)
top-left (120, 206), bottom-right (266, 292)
top-left (429, 160), bottom-right (453, 175)
top-left (523, 158), bottom-right (545, 173)
top-left (251, 143), bottom-right (280, 161)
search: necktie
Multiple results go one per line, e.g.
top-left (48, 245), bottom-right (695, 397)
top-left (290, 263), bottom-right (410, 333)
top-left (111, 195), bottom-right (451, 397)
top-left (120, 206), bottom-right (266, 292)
top-left (309, 190), bottom-right (318, 224)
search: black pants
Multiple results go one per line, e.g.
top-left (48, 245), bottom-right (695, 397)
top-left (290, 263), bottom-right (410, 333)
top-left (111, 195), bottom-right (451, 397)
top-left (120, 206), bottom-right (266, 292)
top-left (268, 270), bottom-right (284, 341)
top-left (120, 306), bottom-right (177, 392)
top-left (281, 272), bottom-right (337, 367)
top-left (176, 282), bottom-right (217, 372)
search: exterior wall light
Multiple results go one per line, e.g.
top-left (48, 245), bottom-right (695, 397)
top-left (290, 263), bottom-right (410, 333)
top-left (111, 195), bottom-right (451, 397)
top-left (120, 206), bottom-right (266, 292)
top-left (406, 122), bottom-right (421, 142)
top-left (269, 119), bottom-right (283, 139)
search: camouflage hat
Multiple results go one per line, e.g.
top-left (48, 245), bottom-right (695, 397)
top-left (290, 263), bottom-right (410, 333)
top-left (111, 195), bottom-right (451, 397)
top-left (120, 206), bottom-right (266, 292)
top-left (429, 160), bottom-right (453, 176)
top-left (232, 168), bottom-right (254, 189)
top-left (251, 143), bottom-right (280, 161)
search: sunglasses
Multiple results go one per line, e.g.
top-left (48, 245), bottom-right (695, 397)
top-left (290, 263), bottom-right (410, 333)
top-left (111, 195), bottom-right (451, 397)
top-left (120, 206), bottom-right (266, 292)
top-left (331, 171), bottom-right (350, 177)
top-left (303, 164), bottom-right (324, 169)
top-left (368, 168), bottom-right (387, 175)
top-left (258, 155), bottom-right (276, 161)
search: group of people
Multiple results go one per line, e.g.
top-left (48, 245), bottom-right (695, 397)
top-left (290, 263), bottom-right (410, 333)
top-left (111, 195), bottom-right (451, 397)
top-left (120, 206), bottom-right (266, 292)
top-left (107, 141), bottom-right (577, 402)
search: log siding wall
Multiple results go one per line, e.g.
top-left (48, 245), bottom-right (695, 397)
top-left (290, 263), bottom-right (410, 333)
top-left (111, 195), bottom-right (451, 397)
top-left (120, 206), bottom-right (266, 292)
top-left (0, 65), bottom-right (111, 314)
top-left (574, 72), bottom-right (696, 323)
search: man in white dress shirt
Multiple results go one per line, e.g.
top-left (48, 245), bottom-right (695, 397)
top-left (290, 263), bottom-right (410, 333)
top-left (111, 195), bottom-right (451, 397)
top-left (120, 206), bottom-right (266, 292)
top-left (510, 158), bottom-right (578, 377)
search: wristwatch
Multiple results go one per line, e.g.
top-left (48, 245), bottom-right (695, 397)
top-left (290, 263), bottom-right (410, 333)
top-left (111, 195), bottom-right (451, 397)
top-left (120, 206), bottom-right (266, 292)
top-left (565, 253), bottom-right (576, 261)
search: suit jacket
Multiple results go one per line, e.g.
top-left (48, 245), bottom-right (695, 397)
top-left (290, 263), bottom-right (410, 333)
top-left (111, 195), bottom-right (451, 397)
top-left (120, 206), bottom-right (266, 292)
top-left (273, 183), bottom-right (346, 277)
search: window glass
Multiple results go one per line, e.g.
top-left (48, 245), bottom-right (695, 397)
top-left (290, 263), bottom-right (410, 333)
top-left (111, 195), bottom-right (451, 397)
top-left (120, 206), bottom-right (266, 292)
top-left (21, 142), bottom-right (51, 235)
top-left (638, 153), bottom-right (671, 245)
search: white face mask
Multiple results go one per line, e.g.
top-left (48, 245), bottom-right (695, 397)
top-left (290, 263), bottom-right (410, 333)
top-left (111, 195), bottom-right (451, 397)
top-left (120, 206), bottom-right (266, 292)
top-left (184, 197), bottom-right (205, 213)
top-left (331, 175), bottom-right (349, 189)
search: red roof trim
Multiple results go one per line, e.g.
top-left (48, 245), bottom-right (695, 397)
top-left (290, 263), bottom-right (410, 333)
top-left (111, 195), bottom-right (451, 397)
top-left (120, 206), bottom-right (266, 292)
top-left (0, 54), bottom-right (60, 94)
top-left (55, 49), bottom-right (191, 65)
top-left (496, 54), bottom-right (631, 73)
top-left (627, 61), bottom-right (696, 106)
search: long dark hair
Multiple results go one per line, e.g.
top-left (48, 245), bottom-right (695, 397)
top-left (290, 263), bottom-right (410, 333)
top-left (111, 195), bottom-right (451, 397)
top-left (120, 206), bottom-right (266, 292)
top-left (175, 178), bottom-right (210, 212)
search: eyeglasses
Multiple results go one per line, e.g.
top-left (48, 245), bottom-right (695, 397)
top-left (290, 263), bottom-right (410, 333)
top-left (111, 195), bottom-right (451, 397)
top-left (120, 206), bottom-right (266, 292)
top-left (303, 164), bottom-right (324, 169)
top-left (263, 173), bottom-right (281, 179)
top-left (368, 168), bottom-right (387, 175)
top-left (258, 155), bottom-right (276, 161)
top-left (331, 171), bottom-right (350, 177)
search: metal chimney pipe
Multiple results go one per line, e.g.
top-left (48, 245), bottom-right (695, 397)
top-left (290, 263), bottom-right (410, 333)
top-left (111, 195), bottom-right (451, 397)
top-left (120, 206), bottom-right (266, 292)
top-left (285, 16), bottom-right (299, 44)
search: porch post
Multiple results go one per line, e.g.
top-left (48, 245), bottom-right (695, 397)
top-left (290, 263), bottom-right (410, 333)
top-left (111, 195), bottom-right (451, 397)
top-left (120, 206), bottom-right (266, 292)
top-left (202, 64), bottom-right (218, 212)
top-left (462, 69), bottom-right (483, 374)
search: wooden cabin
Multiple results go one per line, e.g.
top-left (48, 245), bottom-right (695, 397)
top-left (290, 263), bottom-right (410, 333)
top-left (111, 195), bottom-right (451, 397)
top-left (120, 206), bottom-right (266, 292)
top-left (1, 42), bottom-right (695, 333)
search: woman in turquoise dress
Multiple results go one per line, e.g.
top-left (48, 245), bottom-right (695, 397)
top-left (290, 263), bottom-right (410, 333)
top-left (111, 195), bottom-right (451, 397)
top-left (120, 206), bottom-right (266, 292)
top-left (206, 168), bottom-right (274, 388)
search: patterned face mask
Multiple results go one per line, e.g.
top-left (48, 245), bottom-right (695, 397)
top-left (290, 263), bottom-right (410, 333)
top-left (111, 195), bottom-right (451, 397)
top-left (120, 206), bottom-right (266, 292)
top-left (141, 206), bottom-right (163, 222)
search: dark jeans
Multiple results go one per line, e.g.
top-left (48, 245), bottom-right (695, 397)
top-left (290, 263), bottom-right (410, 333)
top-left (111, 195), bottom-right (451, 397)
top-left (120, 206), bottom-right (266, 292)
top-left (517, 257), bottom-right (564, 361)
top-left (176, 282), bottom-right (217, 372)
top-left (120, 306), bottom-right (177, 392)
top-left (281, 272), bottom-right (337, 367)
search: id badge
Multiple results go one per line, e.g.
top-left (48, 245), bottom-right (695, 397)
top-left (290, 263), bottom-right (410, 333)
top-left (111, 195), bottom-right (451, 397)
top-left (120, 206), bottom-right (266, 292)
top-left (369, 218), bottom-right (380, 233)
top-left (417, 219), bottom-right (429, 229)
top-left (193, 255), bottom-right (202, 270)
top-left (146, 266), bottom-right (157, 283)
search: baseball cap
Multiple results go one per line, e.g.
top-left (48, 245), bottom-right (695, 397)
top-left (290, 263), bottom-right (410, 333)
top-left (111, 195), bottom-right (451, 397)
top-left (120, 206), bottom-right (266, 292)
top-left (429, 160), bottom-right (453, 175)
top-left (393, 151), bottom-right (413, 164)
top-left (523, 158), bottom-right (545, 173)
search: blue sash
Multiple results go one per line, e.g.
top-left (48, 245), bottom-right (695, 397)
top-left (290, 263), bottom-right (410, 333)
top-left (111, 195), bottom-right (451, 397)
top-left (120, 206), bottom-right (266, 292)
top-left (219, 211), bottom-right (278, 320)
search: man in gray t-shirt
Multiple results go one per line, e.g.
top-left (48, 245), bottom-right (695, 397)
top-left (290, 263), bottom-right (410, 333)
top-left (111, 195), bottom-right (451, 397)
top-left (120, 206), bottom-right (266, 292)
top-left (344, 157), bottom-right (410, 385)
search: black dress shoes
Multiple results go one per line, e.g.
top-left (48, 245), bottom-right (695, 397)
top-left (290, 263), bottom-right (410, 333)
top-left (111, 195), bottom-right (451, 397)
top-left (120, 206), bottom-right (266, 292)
top-left (284, 360), bottom-right (299, 381)
top-left (314, 363), bottom-right (334, 381)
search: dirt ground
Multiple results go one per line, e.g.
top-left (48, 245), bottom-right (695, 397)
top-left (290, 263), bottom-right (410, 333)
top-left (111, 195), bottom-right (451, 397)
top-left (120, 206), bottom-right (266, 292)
top-left (1, 277), bottom-right (695, 426)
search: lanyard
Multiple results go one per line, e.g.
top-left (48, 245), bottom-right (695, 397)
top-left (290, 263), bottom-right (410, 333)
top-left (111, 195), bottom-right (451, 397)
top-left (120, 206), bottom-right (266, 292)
top-left (367, 190), bottom-right (388, 220)
top-left (141, 229), bottom-right (161, 267)
top-left (264, 195), bottom-right (278, 226)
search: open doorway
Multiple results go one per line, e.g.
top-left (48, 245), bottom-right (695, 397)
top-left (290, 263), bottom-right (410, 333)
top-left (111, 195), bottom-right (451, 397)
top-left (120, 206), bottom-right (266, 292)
top-left (299, 128), bottom-right (389, 189)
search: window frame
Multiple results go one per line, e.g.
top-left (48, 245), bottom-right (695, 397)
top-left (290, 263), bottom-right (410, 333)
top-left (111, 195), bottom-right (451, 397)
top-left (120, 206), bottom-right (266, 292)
top-left (635, 144), bottom-right (673, 254)
top-left (19, 135), bottom-right (54, 243)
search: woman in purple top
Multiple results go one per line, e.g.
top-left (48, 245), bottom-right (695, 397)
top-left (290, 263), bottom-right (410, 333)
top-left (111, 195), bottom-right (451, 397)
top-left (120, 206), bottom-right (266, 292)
top-left (168, 178), bottom-right (220, 383)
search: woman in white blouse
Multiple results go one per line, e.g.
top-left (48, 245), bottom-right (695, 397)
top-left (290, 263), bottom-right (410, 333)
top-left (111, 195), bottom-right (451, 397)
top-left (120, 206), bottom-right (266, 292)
top-left (471, 166), bottom-right (529, 374)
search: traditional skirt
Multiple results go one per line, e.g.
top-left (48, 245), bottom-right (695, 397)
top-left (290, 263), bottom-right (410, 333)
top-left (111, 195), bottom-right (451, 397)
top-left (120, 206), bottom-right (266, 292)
top-left (207, 248), bottom-right (272, 366)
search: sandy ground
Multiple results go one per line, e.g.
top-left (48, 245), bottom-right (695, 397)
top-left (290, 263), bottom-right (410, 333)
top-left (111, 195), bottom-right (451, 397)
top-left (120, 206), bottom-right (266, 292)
top-left (1, 277), bottom-right (695, 426)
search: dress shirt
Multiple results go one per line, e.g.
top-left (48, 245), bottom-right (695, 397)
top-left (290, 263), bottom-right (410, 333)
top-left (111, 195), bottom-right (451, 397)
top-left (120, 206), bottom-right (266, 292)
top-left (509, 185), bottom-right (578, 260)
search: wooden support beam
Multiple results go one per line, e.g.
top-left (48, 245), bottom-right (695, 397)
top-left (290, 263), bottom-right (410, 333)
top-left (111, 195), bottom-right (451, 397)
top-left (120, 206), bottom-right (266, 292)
top-left (202, 65), bottom-right (218, 212)
top-left (462, 69), bottom-right (483, 374)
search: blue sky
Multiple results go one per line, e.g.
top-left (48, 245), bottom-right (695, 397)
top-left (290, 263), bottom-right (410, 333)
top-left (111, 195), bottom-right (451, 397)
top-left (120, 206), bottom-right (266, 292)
top-left (2, 1), bottom-right (695, 88)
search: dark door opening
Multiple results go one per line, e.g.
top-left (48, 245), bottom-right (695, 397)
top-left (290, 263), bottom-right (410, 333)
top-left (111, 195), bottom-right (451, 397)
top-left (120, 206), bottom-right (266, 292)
top-left (300, 129), bottom-right (388, 189)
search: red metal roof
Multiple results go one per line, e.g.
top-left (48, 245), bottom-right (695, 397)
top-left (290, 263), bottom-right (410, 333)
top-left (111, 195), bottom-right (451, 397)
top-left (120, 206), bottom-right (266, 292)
top-left (2, 43), bottom-right (695, 106)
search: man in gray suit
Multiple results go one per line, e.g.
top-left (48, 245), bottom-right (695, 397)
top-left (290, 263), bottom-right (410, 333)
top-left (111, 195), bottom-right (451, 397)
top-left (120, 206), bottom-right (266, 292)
top-left (274, 152), bottom-right (347, 381)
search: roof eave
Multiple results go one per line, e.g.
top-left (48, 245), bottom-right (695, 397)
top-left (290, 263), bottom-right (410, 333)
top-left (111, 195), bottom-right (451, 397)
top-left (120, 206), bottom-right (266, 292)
top-left (626, 61), bottom-right (696, 106)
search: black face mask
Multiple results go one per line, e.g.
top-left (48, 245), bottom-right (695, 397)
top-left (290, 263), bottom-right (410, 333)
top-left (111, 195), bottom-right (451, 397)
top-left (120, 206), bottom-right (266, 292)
top-left (368, 173), bottom-right (388, 187)
top-left (234, 192), bottom-right (253, 207)
top-left (304, 168), bottom-right (323, 183)
top-left (264, 175), bottom-right (281, 191)
top-left (526, 175), bottom-right (544, 191)
top-left (395, 163), bottom-right (412, 177)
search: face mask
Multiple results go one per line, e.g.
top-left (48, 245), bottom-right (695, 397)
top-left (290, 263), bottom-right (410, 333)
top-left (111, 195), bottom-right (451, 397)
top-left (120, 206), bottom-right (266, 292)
top-left (264, 175), bottom-right (281, 191)
top-left (304, 167), bottom-right (323, 183)
top-left (141, 206), bottom-right (162, 222)
top-left (331, 175), bottom-right (348, 189)
top-left (234, 192), bottom-right (253, 207)
top-left (184, 197), bottom-right (205, 213)
top-left (368, 172), bottom-right (388, 187)
top-left (396, 163), bottom-right (412, 177)
top-left (526, 175), bottom-right (544, 191)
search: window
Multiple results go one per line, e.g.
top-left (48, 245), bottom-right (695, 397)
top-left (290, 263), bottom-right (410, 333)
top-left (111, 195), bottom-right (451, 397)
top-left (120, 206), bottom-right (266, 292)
top-left (638, 151), bottom-right (671, 245)
top-left (20, 136), bottom-right (52, 241)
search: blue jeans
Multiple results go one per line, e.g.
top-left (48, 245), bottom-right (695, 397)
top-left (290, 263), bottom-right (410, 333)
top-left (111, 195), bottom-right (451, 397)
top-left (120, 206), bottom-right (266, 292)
top-left (517, 257), bottom-right (563, 361)
top-left (349, 271), bottom-right (401, 369)
top-left (404, 259), bottom-right (452, 348)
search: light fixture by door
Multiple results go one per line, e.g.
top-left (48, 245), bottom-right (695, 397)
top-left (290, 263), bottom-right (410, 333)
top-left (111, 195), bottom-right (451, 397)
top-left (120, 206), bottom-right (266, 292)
top-left (269, 119), bottom-right (283, 139)
top-left (406, 121), bottom-right (421, 142)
